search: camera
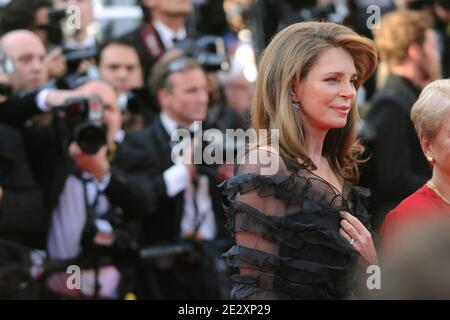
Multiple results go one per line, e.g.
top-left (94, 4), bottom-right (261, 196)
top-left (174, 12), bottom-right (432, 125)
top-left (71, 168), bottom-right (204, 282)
top-left (175, 36), bottom-right (230, 72)
top-left (62, 46), bottom-right (98, 74)
top-left (278, 3), bottom-right (337, 31)
top-left (56, 71), bottom-right (92, 90)
top-left (192, 130), bottom-right (243, 181)
top-left (46, 7), bottom-right (69, 47)
top-left (58, 96), bottom-right (107, 155)
top-left (80, 208), bottom-right (138, 260)
top-left (118, 87), bottom-right (159, 114)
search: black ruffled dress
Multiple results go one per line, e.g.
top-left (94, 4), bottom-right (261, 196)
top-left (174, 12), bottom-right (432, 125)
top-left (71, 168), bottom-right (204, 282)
top-left (219, 150), bottom-right (371, 299)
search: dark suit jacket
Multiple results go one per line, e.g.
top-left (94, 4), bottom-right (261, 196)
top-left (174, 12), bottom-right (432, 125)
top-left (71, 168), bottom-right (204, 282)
top-left (361, 74), bottom-right (431, 230)
top-left (114, 118), bottom-right (228, 246)
top-left (120, 23), bottom-right (165, 84)
top-left (0, 124), bottom-right (48, 249)
top-left (0, 91), bottom-right (41, 127)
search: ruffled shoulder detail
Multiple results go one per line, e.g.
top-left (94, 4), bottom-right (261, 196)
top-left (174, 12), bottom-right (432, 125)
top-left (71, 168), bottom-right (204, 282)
top-left (219, 171), bottom-right (370, 219)
top-left (219, 172), bottom-right (308, 205)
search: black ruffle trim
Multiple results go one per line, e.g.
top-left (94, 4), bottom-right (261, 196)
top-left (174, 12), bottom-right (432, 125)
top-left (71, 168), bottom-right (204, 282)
top-left (222, 246), bottom-right (356, 299)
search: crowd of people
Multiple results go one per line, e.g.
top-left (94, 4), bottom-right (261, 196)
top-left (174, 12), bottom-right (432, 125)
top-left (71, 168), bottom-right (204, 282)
top-left (0, 0), bottom-right (449, 300)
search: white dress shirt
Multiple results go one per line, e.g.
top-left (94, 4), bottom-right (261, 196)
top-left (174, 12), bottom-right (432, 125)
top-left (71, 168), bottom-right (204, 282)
top-left (153, 20), bottom-right (187, 50)
top-left (46, 172), bottom-right (120, 298)
top-left (160, 113), bottom-right (217, 240)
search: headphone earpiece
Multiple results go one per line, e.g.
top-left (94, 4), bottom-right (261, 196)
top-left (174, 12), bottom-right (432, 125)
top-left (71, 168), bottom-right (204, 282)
top-left (3, 56), bottom-right (14, 74)
top-left (0, 51), bottom-right (14, 74)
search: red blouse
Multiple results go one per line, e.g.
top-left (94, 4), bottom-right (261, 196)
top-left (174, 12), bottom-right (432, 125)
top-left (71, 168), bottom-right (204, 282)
top-left (380, 184), bottom-right (450, 247)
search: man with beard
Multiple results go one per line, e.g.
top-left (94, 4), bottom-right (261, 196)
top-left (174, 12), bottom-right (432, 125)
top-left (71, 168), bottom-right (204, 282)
top-left (361, 9), bottom-right (442, 230)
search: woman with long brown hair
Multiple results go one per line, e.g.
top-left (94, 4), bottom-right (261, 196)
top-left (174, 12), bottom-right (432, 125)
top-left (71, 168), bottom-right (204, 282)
top-left (221, 21), bottom-right (378, 299)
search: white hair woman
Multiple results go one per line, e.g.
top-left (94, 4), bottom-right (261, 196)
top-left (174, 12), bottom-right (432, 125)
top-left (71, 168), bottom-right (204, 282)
top-left (381, 79), bottom-right (450, 246)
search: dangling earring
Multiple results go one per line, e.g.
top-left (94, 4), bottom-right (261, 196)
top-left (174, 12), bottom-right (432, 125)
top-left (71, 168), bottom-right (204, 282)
top-left (427, 155), bottom-right (435, 165)
top-left (292, 100), bottom-right (301, 111)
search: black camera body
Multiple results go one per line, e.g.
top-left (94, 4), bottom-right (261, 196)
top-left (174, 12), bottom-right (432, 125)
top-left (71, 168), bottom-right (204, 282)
top-left (175, 36), bottom-right (229, 72)
top-left (59, 96), bottom-right (107, 155)
top-left (277, 3), bottom-right (337, 32)
top-left (56, 70), bottom-right (96, 90)
top-left (46, 7), bottom-right (68, 47)
top-left (62, 46), bottom-right (98, 74)
top-left (119, 87), bottom-right (159, 114)
top-left (80, 208), bottom-right (138, 261)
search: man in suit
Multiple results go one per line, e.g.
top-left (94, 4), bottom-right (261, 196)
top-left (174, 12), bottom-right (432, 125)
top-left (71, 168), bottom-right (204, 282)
top-left (116, 53), bottom-right (229, 299)
top-left (120, 0), bottom-right (192, 82)
top-left (361, 10), bottom-right (442, 230)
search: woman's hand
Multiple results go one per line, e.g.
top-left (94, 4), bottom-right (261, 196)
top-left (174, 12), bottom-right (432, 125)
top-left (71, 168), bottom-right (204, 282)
top-left (339, 211), bottom-right (378, 265)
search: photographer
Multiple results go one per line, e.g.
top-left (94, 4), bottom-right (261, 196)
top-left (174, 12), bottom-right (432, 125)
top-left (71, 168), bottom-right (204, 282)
top-left (0, 86), bottom-right (84, 251)
top-left (0, 30), bottom-right (48, 95)
top-left (0, 30), bottom-right (89, 129)
top-left (115, 53), bottom-right (230, 299)
top-left (17, 80), bottom-right (155, 298)
top-left (0, 88), bottom-right (91, 250)
top-left (0, 0), bottom-right (68, 79)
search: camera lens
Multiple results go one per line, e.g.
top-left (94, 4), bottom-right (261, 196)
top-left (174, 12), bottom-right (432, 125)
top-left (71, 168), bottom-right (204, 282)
top-left (75, 122), bottom-right (107, 155)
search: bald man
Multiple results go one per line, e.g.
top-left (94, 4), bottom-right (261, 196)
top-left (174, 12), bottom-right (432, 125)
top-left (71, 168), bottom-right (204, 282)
top-left (0, 30), bottom-right (48, 93)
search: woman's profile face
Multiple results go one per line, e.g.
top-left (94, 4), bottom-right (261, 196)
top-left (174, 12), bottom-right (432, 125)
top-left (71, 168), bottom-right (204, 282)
top-left (294, 47), bottom-right (358, 132)
top-left (429, 111), bottom-right (450, 177)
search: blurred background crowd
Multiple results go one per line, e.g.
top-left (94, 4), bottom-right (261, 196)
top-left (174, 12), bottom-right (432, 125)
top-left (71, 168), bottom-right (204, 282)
top-left (0, 0), bottom-right (449, 299)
